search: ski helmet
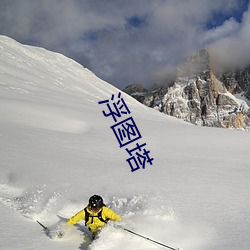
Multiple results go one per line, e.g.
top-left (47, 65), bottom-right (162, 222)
top-left (89, 195), bottom-right (104, 210)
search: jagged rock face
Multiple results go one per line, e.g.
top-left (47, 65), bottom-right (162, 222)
top-left (218, 66), bottom-right (250, 99)
top-left (123, 84), bottom-right (147, 103)
top-left (123, 83), bottom-right (146, 95)
top-left (162, 73), bottom-right (249, 128)
top-left (123, 49), bottom-right (250, 130)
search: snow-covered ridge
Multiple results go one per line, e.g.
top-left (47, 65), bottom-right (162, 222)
top-left (0, 35), bottom-right (150, 134)
top-left (0, 35), bottom-right (143, 107)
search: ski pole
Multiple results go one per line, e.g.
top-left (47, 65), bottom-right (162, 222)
top-left (122, 227), bottom-right (180, 250)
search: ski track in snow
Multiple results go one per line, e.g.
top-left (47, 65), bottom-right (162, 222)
top-left (0, 180), bottom-right (211, 250)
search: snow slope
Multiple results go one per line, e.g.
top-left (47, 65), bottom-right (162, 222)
top-left (0, 36), bottom-right (250, 250)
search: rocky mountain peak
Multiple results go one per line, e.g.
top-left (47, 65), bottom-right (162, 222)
top-left (123, 49), bottom-right (250, 130)
top-left (177, 48), bottom-right (210, 78)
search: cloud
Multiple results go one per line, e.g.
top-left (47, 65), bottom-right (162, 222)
top-left (209, 3), bottom-right (250, 69)
top-left (200, 18), bottom-right (240, 45)
top-left (0, 0), bottom-right (249, 89)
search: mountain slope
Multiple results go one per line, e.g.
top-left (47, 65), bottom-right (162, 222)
top-left (0, 36), bottom-right (250, 250)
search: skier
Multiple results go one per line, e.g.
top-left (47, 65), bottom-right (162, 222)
top-left (66, 194), bottom-right (121, 239)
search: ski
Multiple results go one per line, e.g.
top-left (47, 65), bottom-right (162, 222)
top-left (37, 220), bottom-right (51, 238)
top-left (37, 220), bottom-right (49, 231)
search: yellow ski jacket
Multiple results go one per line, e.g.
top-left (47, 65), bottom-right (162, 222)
top-left (67, 206), bottom-right (121, 233)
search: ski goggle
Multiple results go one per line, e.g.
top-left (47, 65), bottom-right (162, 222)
top-left (90, 204), bottom-right (100, 211)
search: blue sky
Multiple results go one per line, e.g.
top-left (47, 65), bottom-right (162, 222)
top-left (205, 0), bottom-right (249, 28)
top-left (0, 0), bottom-right (249, 89)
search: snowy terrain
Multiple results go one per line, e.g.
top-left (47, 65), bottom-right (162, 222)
top-left (0, 35), bottom-right (250, 250)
